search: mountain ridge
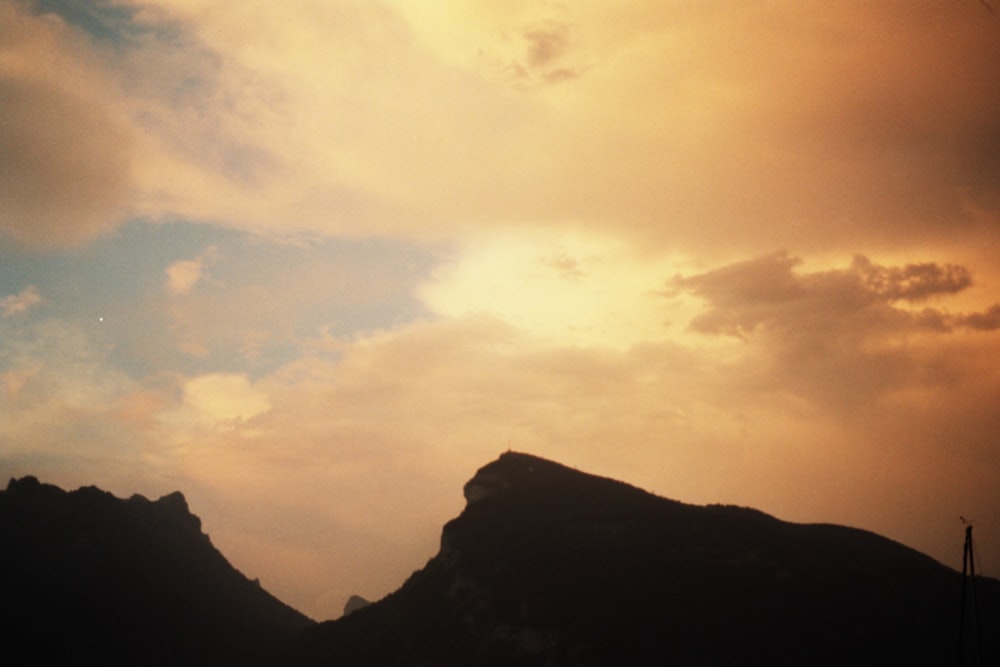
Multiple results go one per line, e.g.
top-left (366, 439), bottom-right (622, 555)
top-left (0, 474), bottom-right (313, 666)
top-left (5, 453), bottom-right (998, 665)
top-left (278, 451), bottom-right (1000, 666)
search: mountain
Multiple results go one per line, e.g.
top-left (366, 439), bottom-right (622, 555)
top-left (0, 476), bottom-right (313, 667)
top-left (343, 594), bottom-right (372, 616)
top-left (277, 451), bottom-right (1000, 666)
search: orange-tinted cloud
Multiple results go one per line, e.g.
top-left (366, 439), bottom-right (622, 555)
top-left (677, 252), bottom-right (1000, 410)
top-left (4, 248), bottom-right (998, 619)
top-left (0, 3), bottom-right (134, 248)
top-left (7, 1), bottom-right (997, 256)
top-left (5, 1), bottom-right (1000, 623)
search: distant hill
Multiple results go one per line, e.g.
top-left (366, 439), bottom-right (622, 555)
top-left (0, 476), bottom-right (313, 667)
top-left (277, 451), bottom-right (1000, 666)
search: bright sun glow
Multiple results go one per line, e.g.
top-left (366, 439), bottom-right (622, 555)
top-left (419, 230), bottom-right (706, 351)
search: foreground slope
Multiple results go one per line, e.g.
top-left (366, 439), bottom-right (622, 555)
top-left (281, 451), bottom-right (999, 666)
top-left (0, 476), bottom-right (313, 666)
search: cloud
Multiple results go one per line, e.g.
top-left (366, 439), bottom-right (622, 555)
top-left (0, 316), bottom-right (143, 474)
top-left (165, 259), bottom-right (206, 296)
top-left (5, 0), bottom-right (1000, 624)
top-left (851, 256), bottom-right (973, 302)
top-left (0, 3), bottom-right (135, 248)
top-left (676, 252), bottom-right (1000, 412)
top-left (4, 246), bottom-right (999, 619)
top-left (506, 21), bottom-right (581, 85)
top-left (180, 373), bottom-right (271, 425)
top-left (679, 253), bottom-right (996, 339)
top-left (1, 285), bottom-right (42, 318)
top-left (161, 235), bottom-right (434, 370)
top-left (524, 23), bottom-right (569, 68)
top-left (386, 1), bottom-right (1000, 254)
top-left (160, 283), bottom-right (1000, 616)
top-left (153, 373), bottom-right (272, 441)
top-left (165, 246), bottom-right (218, 295)
top-left (6, 0), bottom-right (993, 257)
top-left (957, 304), bottom-right (1000, 331)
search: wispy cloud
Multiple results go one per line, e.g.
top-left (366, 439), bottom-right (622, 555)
top-left (1, 286), bottom-right (41, 318)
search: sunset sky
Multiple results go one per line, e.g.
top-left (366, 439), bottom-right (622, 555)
top-left (2, 0), bottom-right (1000, 620)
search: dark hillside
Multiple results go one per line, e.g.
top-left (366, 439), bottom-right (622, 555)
top-left (279, 451), bottom-right (1000, 666)
top-left (0, 476), bottom-right (313, 667)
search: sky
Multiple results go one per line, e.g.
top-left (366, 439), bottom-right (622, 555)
top-left (2, 0), bottom-right (999, 620)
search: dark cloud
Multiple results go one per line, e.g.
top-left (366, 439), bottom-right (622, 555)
top-left (0, 4), bottom-right (134, 248)
top-left (524, 24), bottom-right (568, 68)
top-left (0, 73), bottom-right (133, 248)
top-left (676, 252), bottom-right (1000, 409)
top-left (957, 304), bottom-right (1000, 331)
top-left (677, 253), bottom-right (803, 306)
top-left (679, 252), bottom-right (987, 337)
top-left (507, 21), bottom-right (581, 85)
top-left (850, 255), bottom-right (972, 302)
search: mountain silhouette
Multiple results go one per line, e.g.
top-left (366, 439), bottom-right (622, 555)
top-left (277, 451), bottom-right (1000, 666)
top-left (343, 594), bottom-right (372, 616)
top-left (0, 476), bottom-right (312, 666)
top-left (6, 455), bottom-right (998, 665)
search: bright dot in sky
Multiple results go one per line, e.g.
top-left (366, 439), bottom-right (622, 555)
top-left (98, 317), bottom-right (104, 322)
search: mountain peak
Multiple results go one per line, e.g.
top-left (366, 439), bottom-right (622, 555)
top-left (152, 490), bottom-right (202, 533)
top-left (6, 475), bottom-right (61, 497)
top-left (1, 476), bottom-right (312, 665)
top-left (6, 474), bottom-right (40, 490)
top-left (463, 451), bottom-right (556, 504)
top-left (127, 489), bottom-right (189, 509)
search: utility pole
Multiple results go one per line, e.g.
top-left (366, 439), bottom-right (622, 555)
top-left (958, 522), bottom-right (982, 667)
